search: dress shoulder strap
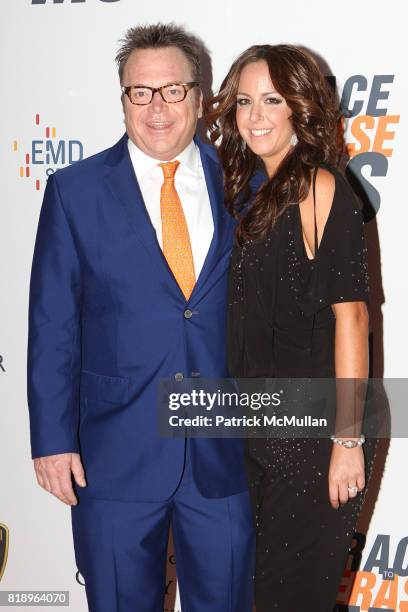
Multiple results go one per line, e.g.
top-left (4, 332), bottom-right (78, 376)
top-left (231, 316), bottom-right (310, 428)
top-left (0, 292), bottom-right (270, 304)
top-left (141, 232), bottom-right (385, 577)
top-left (312, 168), bottom-right (318, 259)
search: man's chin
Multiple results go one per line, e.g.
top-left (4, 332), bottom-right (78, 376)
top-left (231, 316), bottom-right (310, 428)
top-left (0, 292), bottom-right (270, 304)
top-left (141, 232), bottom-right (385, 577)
top-left (143, 138), bottom-right (185, 161)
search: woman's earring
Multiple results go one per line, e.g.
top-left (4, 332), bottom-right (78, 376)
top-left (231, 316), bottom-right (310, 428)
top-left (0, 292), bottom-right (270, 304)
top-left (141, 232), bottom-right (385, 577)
top-left (240, 139), bottom-right (247, 152)
top-left (290, 133), bottom-right (298, 146)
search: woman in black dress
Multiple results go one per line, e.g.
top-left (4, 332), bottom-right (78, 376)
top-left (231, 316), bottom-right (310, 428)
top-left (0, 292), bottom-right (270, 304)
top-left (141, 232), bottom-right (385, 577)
top-left (206, 45), bottom-right (376, 611)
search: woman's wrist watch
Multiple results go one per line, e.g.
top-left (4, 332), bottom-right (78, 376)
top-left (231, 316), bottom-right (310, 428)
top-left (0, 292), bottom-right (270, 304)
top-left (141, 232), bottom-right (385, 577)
top-left (330, 434), bottom-right (365, 448)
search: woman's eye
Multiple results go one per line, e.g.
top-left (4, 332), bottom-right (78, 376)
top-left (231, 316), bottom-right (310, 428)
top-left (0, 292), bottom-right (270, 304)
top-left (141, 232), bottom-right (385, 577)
top-left (237, 98), bottom-right (250, 106)
top-left (265, 97), bottom-right (282, 105)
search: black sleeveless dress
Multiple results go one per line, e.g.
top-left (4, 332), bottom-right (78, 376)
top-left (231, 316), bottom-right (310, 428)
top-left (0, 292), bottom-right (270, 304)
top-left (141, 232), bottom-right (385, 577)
top-left (227, 166), bottom-right (376, 612)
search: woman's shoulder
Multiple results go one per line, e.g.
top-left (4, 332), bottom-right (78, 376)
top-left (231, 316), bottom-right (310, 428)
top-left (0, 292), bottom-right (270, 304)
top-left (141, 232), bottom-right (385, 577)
top-left (312, 166), bottom-right (336, 214)
top-left (315, 164), bottom-right (361, 217)
top-left (298, 166), bottom-right (336, 246)
top-left (317, 164), bottom-right (355, 198)
top-left (315, 164), bottom-right (337, 184)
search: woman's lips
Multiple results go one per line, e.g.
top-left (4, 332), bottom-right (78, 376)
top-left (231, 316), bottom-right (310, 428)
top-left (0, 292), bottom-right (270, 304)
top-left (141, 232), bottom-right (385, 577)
top-left (250, 128), bottom-right (272, 137)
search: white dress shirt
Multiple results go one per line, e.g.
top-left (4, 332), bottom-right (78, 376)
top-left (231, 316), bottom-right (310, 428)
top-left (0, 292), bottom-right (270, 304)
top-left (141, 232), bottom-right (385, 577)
top-left (127, 138), bottom-right (214, 280)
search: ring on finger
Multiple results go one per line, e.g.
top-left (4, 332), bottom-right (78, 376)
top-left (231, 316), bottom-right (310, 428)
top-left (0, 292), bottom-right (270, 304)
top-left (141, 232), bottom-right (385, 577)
top-left (347, 485), bottom-right (358, 494)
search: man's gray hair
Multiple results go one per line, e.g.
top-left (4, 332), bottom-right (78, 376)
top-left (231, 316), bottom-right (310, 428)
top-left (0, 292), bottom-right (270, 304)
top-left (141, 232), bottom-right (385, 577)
top-left (116, 22), bottom-right (204, 84)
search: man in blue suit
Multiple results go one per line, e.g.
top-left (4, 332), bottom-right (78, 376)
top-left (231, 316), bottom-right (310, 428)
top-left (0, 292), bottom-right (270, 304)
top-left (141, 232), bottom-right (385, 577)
top-left (28, 23), bottom-right (254, 612)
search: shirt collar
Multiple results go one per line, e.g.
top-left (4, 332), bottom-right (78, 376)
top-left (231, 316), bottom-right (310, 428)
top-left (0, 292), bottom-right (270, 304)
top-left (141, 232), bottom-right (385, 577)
top-left (127, 137), bottom-right (200, 179)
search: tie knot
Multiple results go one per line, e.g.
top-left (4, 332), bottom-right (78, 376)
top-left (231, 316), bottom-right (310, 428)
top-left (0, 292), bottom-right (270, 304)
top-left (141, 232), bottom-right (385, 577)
top-left (159, 160), bottom-right (180, 181)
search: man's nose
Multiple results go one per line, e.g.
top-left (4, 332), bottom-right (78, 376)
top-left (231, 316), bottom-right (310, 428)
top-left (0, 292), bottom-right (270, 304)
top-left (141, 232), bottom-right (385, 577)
top-left (151, 90), bottom-right (167, 112)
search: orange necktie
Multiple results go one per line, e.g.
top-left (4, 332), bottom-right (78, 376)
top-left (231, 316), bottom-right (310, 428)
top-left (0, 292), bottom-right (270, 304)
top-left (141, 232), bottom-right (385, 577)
top-left (159, 161), bottom-right (196, 300)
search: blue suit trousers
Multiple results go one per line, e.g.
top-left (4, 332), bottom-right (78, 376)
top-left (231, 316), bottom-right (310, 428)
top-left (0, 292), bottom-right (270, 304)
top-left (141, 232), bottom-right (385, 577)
top-left (71, 445), bottom-right (255, 612)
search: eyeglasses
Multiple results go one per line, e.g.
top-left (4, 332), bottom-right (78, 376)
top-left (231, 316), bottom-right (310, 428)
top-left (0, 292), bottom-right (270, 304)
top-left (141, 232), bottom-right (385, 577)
top-left (122, 82), bottom-right (200, 105)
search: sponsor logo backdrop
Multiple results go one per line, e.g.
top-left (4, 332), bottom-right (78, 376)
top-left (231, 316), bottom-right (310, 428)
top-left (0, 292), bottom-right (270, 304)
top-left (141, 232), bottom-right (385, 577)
top-left (0, 1), bottom-right (406, 610)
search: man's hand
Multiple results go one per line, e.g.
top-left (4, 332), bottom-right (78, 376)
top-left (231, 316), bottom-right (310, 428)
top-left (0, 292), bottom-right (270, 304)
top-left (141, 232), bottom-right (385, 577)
top-left (33, 453), bottom-right (87, 506)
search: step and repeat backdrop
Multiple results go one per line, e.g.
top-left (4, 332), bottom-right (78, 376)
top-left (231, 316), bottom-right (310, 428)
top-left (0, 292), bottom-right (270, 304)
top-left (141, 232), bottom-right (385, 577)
top-left (0, 1), bottom-right (406, 611)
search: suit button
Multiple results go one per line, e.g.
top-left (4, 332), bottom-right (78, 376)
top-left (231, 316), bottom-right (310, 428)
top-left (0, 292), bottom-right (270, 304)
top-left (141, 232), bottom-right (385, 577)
top-left (184, 309), bottom-right (193, 319)
top-left (175, 372), bottom-right (184, 382)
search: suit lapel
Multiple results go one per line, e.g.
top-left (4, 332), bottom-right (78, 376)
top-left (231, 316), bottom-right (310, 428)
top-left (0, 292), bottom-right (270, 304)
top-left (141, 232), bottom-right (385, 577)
top-left (103, 134), bottom-right (232, 304)
top-left (190, 139), bottom-right (233, 302)
top-left (103, 134), bottom-right (187, 299)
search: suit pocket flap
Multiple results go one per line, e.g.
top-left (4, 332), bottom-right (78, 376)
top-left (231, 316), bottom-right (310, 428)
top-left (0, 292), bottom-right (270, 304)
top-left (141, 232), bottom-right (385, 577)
top-left (80, 370), bottom-right (129, 404)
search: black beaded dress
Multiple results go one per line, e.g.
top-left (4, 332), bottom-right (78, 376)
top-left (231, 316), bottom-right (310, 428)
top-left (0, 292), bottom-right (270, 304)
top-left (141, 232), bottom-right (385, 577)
top-left (228, 166), bottom-right (376, 612)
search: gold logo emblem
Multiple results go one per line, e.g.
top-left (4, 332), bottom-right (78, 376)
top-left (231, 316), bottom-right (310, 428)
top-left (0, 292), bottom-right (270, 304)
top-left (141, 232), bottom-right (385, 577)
top-left (0, 523), bottom-right (9, 581)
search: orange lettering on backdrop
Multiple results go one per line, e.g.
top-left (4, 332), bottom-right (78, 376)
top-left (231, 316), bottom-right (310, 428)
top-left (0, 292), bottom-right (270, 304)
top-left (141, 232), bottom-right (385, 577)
top-left (398, 577), bottom-right (408, 611)
top-left (372, 576), bottom-right (398, 609)
top-left (347, 115), bottom-right (375, 157)
top-left (348, 571), bottom-right (376, 609)
top-left (373, 115), bottom-right (400, 156)
top-left (346, 115), bottom-right (400, 158)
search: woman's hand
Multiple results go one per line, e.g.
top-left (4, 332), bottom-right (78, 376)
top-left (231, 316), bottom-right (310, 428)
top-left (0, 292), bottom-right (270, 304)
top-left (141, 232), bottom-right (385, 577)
top-left (328, 443), bottom-right (365, 509)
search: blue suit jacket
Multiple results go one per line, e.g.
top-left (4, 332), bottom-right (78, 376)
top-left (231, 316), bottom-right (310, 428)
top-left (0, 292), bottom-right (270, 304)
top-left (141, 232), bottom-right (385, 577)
top-left (27, 134), bottom-right (248, 501)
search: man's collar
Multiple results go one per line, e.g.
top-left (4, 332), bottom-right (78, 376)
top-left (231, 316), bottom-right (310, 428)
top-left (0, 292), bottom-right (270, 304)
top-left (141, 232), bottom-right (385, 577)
top-left (127, 137), bottom-right (201, 177)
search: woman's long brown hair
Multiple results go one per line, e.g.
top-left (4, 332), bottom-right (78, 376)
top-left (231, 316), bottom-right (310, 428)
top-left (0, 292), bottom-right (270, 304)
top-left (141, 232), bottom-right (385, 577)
top-left (205, 44), bottom-right (340, 245)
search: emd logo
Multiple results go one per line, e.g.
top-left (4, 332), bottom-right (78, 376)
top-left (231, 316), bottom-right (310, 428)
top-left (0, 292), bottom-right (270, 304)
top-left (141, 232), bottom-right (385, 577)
top-left (0, 523), bottom-right (9, 582)
top-left (13, 113), bottom-right (84, 191)
top-left (32, 1), bottom-right (120, 4)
